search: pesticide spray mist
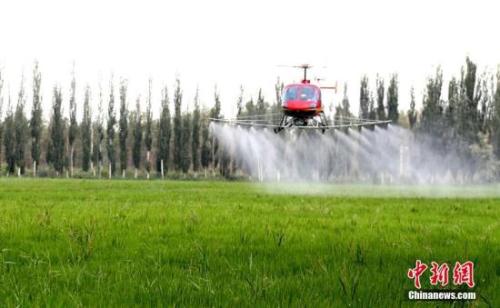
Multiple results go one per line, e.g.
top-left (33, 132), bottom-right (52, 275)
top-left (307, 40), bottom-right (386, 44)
top-left (210, 123), bottom-right (497, 189)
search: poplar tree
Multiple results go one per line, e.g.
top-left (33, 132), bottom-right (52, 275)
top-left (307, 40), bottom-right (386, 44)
top-left (256, 88), bottom-right (267, 115)
top-left (0, 70), bottom-right (4, 170)
top-left (210, 88), bottom-right (222, 169)
top-left (3, 96), bottom-right (15, 174)
top-left (420, 67), bottom-right (444, 136)
top-left (181, 109), bottom-right (192, 173)
top-left (30, 62), bottom-right (43, 174)
top-left (478, 74), bottom-right (490, 133)
top-left (48, 87), bottom-right (65, 174)
top-left (211, 87), bottom-right (221, 119)
top-left (14, 77), bottom-right (28, 175)
top-left (236, 85), bottom-right (244, 119)
top-left (387, 74), bottom-right (399, 123)
top-left (445, 78), bottom-right (459, 136)
top-left (407, 87), bottom-right (417, 129)
top-left (107, 79), bottom-right (117, 176)
top-left (457, 57), bottom-right (480, 144)
top-left (200, 109), bottom-right (211, 171)
top-left (359, 76), bottom-right (370, 119)
top-left (132, 97), bottom-right (142, 178)
top-left (119, 79), bottom-right (128, 176)
top-left (81, 86), bottom-right (92, 171)
top-left (156, 85), bottom-right (171, 174)
top-left (68, 70), bottom-right (78, 176)
top-left (492, 69), bottom-right (500, 159)
top-left (340, 83), bottom-right (351, 117)
top-left (93, 84), bottom-right (105, 177)
top-left (273, 78), bottom-right (284, 122)
top-left (245, 97), bottom-right (255, 116)
top-left (173, 78), bottom-right (182, 171)
top-left (192, 88), bottom-right (201, 172)
top-left (368, 93), bottom-right (376, 120)
top-left (144, 79), bottom-right (153, 178)
top-left (376, 75), bottom-right (386, 120)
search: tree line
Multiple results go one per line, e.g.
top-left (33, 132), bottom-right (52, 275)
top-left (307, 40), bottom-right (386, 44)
top-left (0, 57), bottom-right (499, 179)
top-left (335, 57), bottom-right (500, 181)
top-left (0, 63), bottom-right (226, 178)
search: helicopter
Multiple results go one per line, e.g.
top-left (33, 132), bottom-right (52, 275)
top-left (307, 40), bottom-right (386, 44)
top-left (210, 64), bottom-right (391, 133)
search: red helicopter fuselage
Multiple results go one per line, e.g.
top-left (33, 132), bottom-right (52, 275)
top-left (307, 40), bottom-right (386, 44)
top-left (281, 80), bottom-right (322, 118)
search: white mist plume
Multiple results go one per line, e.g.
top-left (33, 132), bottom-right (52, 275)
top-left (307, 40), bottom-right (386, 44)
top-left (210, 123), bottom-right (495, 184)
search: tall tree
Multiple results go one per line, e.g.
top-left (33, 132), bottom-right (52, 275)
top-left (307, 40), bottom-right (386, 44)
top-left (192, 88), bottom-right (201, 172)
top-left (81, 85), bottom-right (92, 172)
top-left (3, 95), bottom-right (15, 174)
top-left (156, 85), bottom-right (171, 175)
top-left (0, 70), bottom-right (4, 171)
top-left (181, 109), bottom-right (192, 173)
top-left (119, 79), bottom-right (128, 177)
top-left (368, 93), bottom-right (376, 120)
top-left (144, 79), bottom-right (153, 178)
top-left (407, 87), bottom-right (417, 129)
top-left (200, 109), bottom-right (211, 171)
top-left (256, 88), bottom-right (267, 115)
top-left (245, 97), bottom-right (255, 116)
top-left (68, 69), bottom-right (78, 176)
top-left (30, 61), bottom-right (43, 175)
top-left (132, 96), bottom-right (142, 178)
top-left (340, 83), bottom-right (351, 117)
top-left (376, 75), bottom-right (386, 120)
top-left (48, 87), bottom-right (65, 174)
top-left (359, 76), bottom-right (370, 119)
top-left (93, 84), bottom-right (105, 177)
top-left (173, 78), bottom-right (182, 171)
top-left (457, 57), bottom-right (480, 144)
top-left (211, 86), bottom-right (222, 119)
top-left (107, 78), bottom-right (117, 176)
top-left (445, 77), bottom-right (459, 137)
top-left (273, 78), bottom-right (284, 120)
top-left (492, 69), bottom-right (500, 159)
top-left (387, 74), bottom-right (399, 123)
top-left (236, 85), bottom-right (244, 119)
top-left (14, 76), bottom-right (28, 175)
top-left (478, 73), bottom-right (490, 133)
top-left (210, 88), bottom-right (222, 169)
top-left (420, 67), bottom-right (444, 136)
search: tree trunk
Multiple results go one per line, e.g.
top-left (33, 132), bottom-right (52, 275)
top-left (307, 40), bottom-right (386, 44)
top-left (108, 163), bottom-right (112, 179)
top-left (161, 159), bottom-right (164, 179)
top-left (70, 145), bottom-right (74, 177)
top-left (211, 135), bottom-right (215, 171)
top-left (17, 167), bottom-right (21, 177)
top-left (134, 168), bottom-right (138, 179)
top-left (122, 169), bottom-right (126, 178)
top-left (146, 151), bottom-right (150, 180)
top-left (33, 161), bottom-right (37, 177)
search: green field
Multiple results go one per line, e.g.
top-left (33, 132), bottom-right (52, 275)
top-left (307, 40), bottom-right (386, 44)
top-left (0, 179), bottom-right (498, 307)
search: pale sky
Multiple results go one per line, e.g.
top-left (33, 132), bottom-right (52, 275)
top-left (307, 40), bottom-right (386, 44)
top-left (1, 0), bottom-right (499, 120)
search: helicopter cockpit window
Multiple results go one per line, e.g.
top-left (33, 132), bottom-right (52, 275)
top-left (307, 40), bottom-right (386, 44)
top-left (300, 87), bottom-right (317, 101)
top-left (283, 86), bottom-right (298, 101)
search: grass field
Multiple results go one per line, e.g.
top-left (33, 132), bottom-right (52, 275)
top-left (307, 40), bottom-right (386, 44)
top-left (0, 179), bottom-right (498, 307)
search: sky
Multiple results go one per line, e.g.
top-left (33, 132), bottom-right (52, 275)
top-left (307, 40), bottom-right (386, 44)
top-left (0, 0), bottom-right (499, 120)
